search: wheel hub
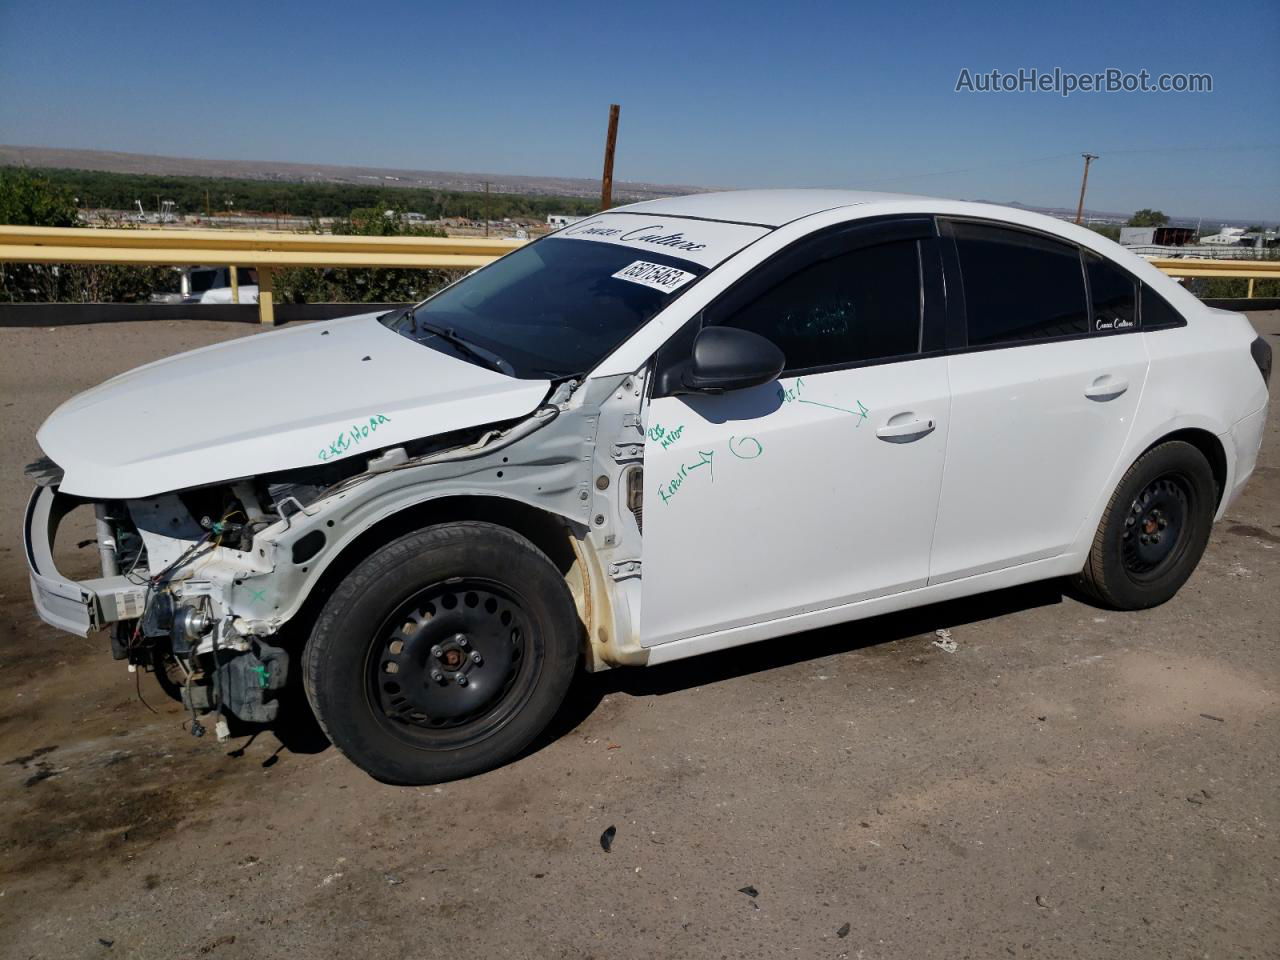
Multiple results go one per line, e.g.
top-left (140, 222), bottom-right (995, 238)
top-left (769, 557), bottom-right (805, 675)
top-left (1122, 476), bottom-right (1188, 577)
top-left (372, 585), bottom-right (526, 729)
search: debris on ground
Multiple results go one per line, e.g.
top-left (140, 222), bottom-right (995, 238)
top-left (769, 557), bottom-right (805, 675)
top-left (384, 873), bottom-right (404, 886)
top-left (738, 885), bottom-right (759, 898)
top-left (1035, 895), bottom-right (1050, 909)
top-left (23, 762), bottom-right (58, 787)
top-left (933, 629), bottom-right (958, 654)
top-left (197, 934), bottom-right (236, 954)
top-left (5, 745), bottom-right (58, 767)
top-left (836, 923), bottom-right (851, 938)
top-left (1199, 713), bottom-right (1225, 722)
top-left (600, 825), bottom-right (616, 852)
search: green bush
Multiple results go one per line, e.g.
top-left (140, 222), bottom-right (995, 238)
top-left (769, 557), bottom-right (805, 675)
top-left (0, 168), bottom-right (174, 303)
top-left (273, 208), bottom-right (465, 304)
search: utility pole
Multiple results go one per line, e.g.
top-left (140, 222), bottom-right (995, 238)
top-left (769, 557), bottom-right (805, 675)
top-left (483, 181), bottom-right (490, 237)
top-left (600, 103), bottom-right (620, 210)
top-left (1074, 153), bottom-right (1098, 225)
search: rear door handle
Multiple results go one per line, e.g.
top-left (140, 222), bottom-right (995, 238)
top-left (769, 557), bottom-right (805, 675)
top-left (876, 417), bottom-right (935, 443)
top-left (1085, 375), bottom-right (1129, 402)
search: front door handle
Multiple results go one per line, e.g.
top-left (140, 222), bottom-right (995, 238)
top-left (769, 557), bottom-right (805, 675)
top-left (1085, 375), bottom-right (1129, 402)
top-left (876, 417), bottom-right (935, 443)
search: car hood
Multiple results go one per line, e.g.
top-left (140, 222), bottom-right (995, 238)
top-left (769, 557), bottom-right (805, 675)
top-left (39, 312), bottom-right (552, 498)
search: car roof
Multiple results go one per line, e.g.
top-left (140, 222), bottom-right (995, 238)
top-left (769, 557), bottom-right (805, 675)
top-left (613, 189), bottom-right (932, 228)
top-left (605, 188), bottom-right (1198, 317)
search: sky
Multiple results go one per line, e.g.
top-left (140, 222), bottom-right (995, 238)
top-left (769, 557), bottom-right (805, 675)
top-left (0, 0), bottom-right (1277, 222)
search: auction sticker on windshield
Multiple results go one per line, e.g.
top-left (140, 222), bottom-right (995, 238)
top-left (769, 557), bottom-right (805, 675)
top-left (612, 260), bottom-right (698, 293)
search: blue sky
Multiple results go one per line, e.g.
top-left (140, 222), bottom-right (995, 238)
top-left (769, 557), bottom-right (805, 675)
top-left (1, 0), bottom-right (1277, 221)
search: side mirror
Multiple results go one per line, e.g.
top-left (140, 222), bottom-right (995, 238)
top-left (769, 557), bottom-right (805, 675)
top-left (677, 326), bottom-right (786, 395)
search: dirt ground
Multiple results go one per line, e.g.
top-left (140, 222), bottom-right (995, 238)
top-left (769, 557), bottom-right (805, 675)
top-left (0, 315), bottom-right (1276, 960)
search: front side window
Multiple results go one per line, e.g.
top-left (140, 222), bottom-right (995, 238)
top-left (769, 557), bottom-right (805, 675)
top-left (712, 239), bottom-right (923, 372)
top-left (385, 238), bottom-right (708, 379)
top-left (1085, 253), bottom-right (1137, 331)
top-left (950, 222), bottom-right (1089, 346)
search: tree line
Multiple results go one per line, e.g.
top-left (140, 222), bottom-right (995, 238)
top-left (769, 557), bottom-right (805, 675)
top-left (5, 165), bottom-right (600, 221)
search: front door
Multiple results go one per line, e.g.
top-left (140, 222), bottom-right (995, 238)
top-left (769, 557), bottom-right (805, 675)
top-left (638, 220), bottom-right (950, 648)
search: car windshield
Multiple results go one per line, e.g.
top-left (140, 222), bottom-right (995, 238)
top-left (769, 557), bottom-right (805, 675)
top-left (382, 237), bottom-right (707, 379)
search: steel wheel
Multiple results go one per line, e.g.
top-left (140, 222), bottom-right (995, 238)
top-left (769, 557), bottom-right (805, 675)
top-left (1120, 474), bottom-right (1191, 582)
top-left (367, 579), bottom-right (539, 747)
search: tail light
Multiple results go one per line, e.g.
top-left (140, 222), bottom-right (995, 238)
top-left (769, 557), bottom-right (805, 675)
top-left (1251, 336), bottom-right (1273, 387)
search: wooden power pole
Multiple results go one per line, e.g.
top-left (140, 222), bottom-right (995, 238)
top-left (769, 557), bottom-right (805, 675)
top-left (600, 104), bottom-right (620, 210)
top-left (1074, 153), bottom-right (1098, 225)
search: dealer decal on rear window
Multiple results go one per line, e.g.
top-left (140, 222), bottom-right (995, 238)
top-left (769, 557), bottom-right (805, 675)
top-left (612, 260), bottom-right (697, 293)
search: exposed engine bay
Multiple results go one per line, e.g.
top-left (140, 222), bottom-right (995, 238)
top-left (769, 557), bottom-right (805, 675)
top-left (24, 373), bottom-right (649, 741)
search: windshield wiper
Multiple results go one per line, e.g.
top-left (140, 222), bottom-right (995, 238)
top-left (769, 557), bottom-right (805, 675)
top-left (405, 311), bottom-right (516, 377)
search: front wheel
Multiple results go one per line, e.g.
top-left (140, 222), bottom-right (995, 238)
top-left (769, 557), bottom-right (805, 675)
top-left (1074, 440), bottom-right (1217, 610)
top-left (303, 521), bottom-right (581, 784)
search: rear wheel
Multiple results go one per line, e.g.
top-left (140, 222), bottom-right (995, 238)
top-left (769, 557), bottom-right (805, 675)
top-left (303, 521), bottom-right (580, 784)
top-left (1074, 440), bottom-right (1217, 609)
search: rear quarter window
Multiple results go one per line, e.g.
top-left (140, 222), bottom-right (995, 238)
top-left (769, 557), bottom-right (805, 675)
top-left (1140, 284), bottom-right (1188, 330)
top-left (1084, 253), bottom-right (1138, 332)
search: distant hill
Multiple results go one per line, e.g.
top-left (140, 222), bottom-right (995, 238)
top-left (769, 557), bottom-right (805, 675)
top-left (2, 144), bottom-right (1270, 228)
top-left (0, 144), bottom-right (707, 204)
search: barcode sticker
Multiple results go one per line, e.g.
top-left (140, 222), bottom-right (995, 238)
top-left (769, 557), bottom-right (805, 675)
top-left (116, 590), bottom-right (145, 619)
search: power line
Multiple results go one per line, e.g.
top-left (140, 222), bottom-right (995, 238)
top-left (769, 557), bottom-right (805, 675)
top-left (857, 143), bottom-right (1280, 187)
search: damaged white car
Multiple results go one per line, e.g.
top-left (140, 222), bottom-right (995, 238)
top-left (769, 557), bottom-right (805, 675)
top-left (25, 190), bottom-right (1271, 784)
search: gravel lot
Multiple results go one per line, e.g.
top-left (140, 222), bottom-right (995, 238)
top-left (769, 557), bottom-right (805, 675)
top-left (0, 315), bottom-right (1276, 960)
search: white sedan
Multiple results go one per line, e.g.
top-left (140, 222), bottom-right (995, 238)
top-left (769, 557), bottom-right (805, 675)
top-left (25, 190), bottom-right (1271, 783)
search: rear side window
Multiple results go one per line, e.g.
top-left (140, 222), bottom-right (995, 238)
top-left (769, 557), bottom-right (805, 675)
top-left (1140, 284), bottom-right (1187, 330)
top-left (950, 222), bottom-right (1089, 346)
top-left (714, 239), bottom-right (922, 372)
top-left (1084, 253), bottom-right (1137, 331)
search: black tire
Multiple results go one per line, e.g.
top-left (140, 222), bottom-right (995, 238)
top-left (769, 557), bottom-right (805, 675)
top-left (303, 521), bottom-right (580, 784)
top-left (1074, 440), bottom-right (1217, 610)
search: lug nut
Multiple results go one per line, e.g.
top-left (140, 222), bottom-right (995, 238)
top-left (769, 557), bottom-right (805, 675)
top-left (456, 675), bottom-right (469, 687)
top-left (456, 635), bottom-right (469, 648)
top-left (430, 670), bottom-right (444, 683)
top-left (471, 651), bottom-right (483, 665)
top-left (430, 645), bottom-right (443, 658)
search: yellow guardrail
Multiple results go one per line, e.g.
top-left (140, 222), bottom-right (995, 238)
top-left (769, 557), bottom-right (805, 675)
top-left (1, 226), bottom-right (1274, 326)
top-left (0, 225), bottom-right (526, 325)
top-left (1148, 257), bottom-right (1279, 299)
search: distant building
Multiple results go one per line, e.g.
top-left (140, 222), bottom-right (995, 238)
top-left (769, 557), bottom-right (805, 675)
top-left (546, 214), bottom-right (584, 229)
top-left (1201, 227), bottom-right (1248, 246)
top-left (1119, 226), bottom-right (1196, 247)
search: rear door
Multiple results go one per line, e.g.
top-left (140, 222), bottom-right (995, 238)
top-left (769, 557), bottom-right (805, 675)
top-left (639, 218), bottom-right (951, 648)
top-left (927, 221), bottom-right (1150, 583)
